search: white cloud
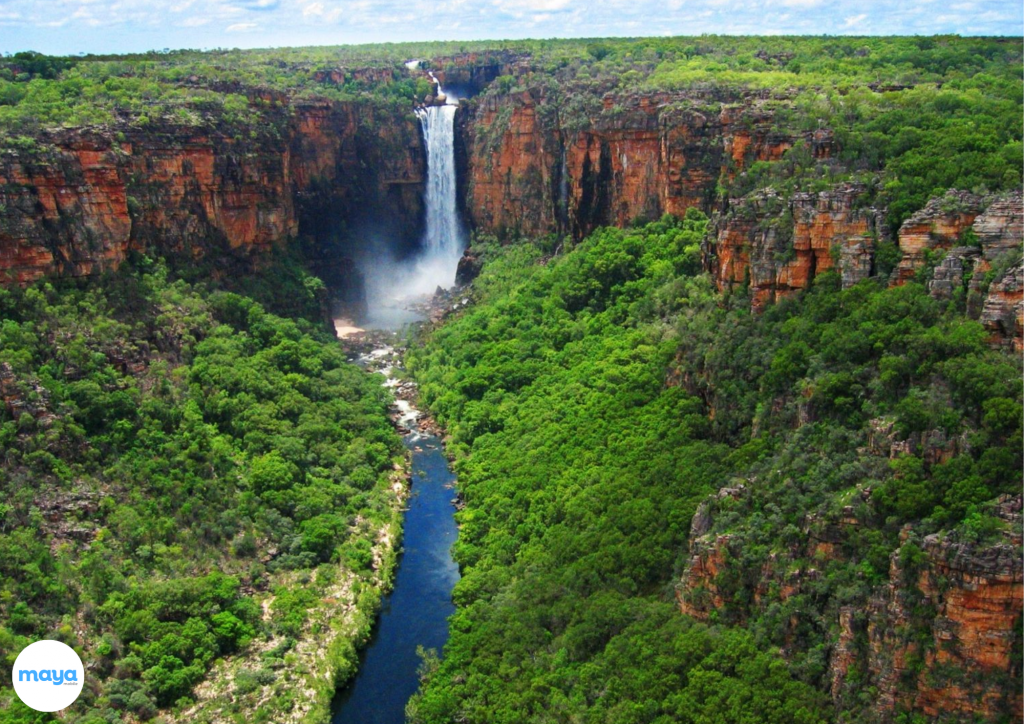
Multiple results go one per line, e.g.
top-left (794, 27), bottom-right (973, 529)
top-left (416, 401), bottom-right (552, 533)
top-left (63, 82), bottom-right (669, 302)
top-left (225, 20), bottom-right (257, 30)
top-left (843, 12), bottom-right (867, 27)
top-left (778, 0), bottom-right (824, 8)
top-left (303, 1), bottom-right (324, 15)
top-left (499, 0), bottom-right (572, 11)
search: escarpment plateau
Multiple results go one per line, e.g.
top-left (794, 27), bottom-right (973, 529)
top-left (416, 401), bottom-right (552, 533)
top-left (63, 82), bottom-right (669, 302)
top-left (3, 69), bottom-right (1020, 349)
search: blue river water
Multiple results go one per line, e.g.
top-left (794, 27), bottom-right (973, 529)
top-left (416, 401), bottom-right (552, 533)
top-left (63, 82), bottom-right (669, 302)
top-left (331, 430), bottom-right (460, 724)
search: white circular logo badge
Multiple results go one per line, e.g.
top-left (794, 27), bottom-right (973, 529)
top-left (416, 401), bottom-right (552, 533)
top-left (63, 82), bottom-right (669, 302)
top-left (12, 640), bottom-right (84, 712)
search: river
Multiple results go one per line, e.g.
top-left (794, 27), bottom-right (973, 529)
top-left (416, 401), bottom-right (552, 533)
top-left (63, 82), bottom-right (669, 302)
top-left (331, 339), bottom-right (460, 724)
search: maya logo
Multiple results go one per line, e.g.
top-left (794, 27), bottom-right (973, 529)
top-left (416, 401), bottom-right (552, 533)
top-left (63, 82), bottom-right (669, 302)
top-left (12, 640), bottom-right (85, 712)
top-left (18, 668), bottom-right (80, 685)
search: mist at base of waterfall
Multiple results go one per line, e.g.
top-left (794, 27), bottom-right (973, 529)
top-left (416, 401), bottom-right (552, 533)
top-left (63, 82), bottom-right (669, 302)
top-left (356, 247), bottom-right (462, 329)
top-left (350, 220), bottom-right (464, 327)
top-left (375, 246), bottom-right (463, 299)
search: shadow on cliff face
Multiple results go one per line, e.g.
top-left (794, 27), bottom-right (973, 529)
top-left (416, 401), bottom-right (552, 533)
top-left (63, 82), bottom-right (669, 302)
top-left (297, 172), bottom-right (429, 322)
top-left (305, 194), bottom-right (462, 330)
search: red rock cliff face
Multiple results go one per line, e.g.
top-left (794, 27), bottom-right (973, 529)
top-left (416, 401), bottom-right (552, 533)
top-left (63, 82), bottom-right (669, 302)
top-left (898, 189), bottom-right (1022, 350)
top-left (430, 51), bottom-right (526, 94)
top-left (704, 184), bottom-right (886, 310)
top-left (678, 486), bottom-right (1023, 723)
top-left (702, 185), bottom-right (1021, 347)
top-left (859, 502), bottom-right (1023, 721)
top-left (459, 89), bottom-right (800, 241)
top-left (461, 86), bottom-right (1019, 350)
top-left (0, 100), bottom-right (424, 285)
top-left (979, 261), bottom-right (1023, 352)
top-left (891, 190), bottom-right (986, 285)
top-left (972, 191), bottom-right (1023, 352)
top-left (460, 86), bottom-right (1018, 349)
top-left (0, 138), bottom-right (133, 284)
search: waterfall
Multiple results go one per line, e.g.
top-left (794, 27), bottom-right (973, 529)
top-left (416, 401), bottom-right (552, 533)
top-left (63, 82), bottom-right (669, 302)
top-left (354, 75), bottom-right (465, 321)
top-left (416, 102), bottom-right (463, 270)
top-left (397, 74), bottom-right (464, 293)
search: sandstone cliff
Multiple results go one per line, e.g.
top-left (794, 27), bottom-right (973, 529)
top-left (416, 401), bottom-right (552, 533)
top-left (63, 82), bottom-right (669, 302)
top-left (700, 186), bottom-right (1022, 346)
top-left (972, 192), bottom-right (1024, 352)
top-left (457, 88), bottom-right (798, 241)
top-left (457, 85), bottom-right (1020, 349)
top-left (7, 74), bottom-right (1018, 352)
top-left (678, 482), bottom-right (1023, 722)
top-left (857, 500), bottom-right (1023, 721)
top-left (892, 190), bottom-right (986, 285)
top-left (901, 189), bottom-right (1022, 351)
top-left (703, 184), bottom-right (886, 310)
top-left (0, 98), bottom-right (424, 286)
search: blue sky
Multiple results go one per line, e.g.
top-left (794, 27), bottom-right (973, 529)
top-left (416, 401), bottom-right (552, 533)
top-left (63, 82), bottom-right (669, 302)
top-left (0, 0), bottom-right (1021, 55)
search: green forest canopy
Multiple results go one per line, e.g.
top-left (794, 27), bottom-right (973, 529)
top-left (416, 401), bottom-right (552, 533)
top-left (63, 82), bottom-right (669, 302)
top-left (405, 213), bottom-right (1021, 722)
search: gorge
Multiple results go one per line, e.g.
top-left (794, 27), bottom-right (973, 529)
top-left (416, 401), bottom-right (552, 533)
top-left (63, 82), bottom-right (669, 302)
top-left (333, 75), bottom-right (464, 724)
top-left (2, 68), bottom-right (1019, 352)
top-left (0, 37), bottom-right (1021, 724)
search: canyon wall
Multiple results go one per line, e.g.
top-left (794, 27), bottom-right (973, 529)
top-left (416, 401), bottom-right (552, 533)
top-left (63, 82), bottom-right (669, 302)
top-left (457, 88), bottom-right (799, 241)
top-left (860, 502), bottom-right (1022, 721)
top-left (703, 184), bottom-right (886, 311)
top-left (0, 98), bottom-right (425, 286)
top-left (456, 87), bottom-right (1020, 723)
top-left (458, 88), bottom-right (1020, 348)
top-left (678, 488), bottom-right (1023, 722)
top-left (702, 186), bottom-right (1022, 348)
top-left (5, 75), bottom-right (1017, 351)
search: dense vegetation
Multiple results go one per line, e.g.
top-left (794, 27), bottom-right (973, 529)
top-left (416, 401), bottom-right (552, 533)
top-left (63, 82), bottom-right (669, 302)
top-left (0, 258), bottom-right (403, 722)
top-left (733, 76), bottom-right (1021, 230)
top-left (405, 213), bottom-right (1021, 723)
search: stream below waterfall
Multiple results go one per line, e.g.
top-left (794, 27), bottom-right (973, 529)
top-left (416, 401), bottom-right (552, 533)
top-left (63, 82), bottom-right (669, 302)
top-left (331, 335), bottom-right (460, 724)
top-left (333, 69), bottom-right (464, 722)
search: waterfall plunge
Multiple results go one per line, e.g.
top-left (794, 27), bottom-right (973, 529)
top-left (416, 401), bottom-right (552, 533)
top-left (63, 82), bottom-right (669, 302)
top-left (408, 99), bottom-right (465, 295)
top-left (353, 79), bottom-right (466, 330)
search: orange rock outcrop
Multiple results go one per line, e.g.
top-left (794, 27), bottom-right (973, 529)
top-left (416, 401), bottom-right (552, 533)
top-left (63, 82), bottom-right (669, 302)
top-left (460, 90), bottom-right (799, 241)
top-left (864, 497), bottom-right (1023, 719)
top-left (678, 486), bottom-right (1023, 722)
top-left (0, 100), bottom-right (424, 285)
top-left (891, 190), bottom-right (986, 285)
top-left (705, 185), bottom-right (884, 309)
